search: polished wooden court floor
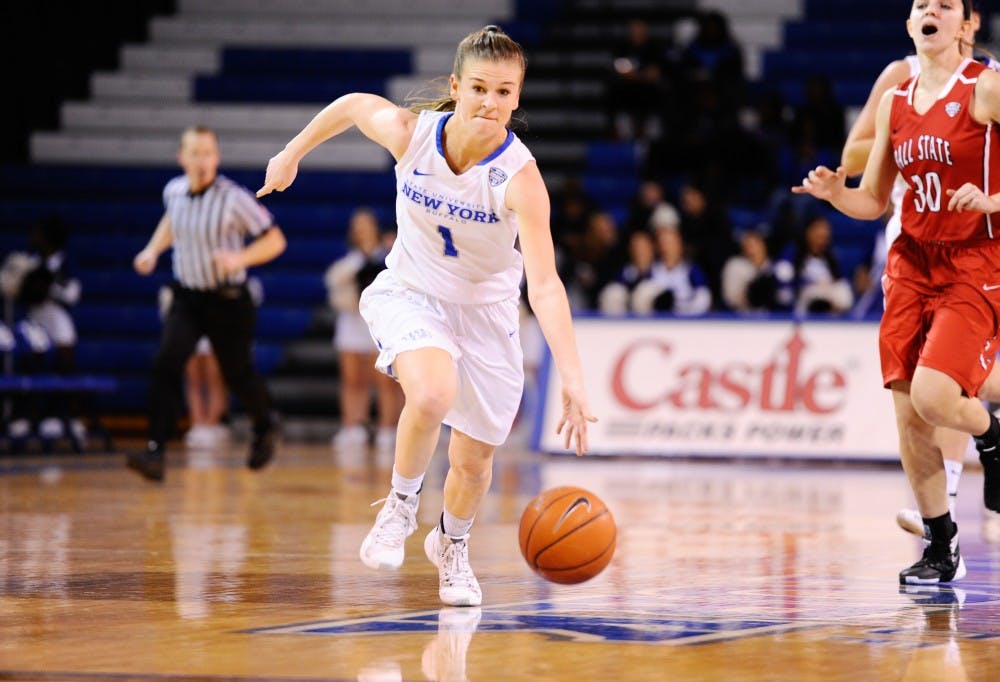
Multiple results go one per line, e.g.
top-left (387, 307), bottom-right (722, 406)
top-left (2, 436), bottom-right (1000, 681)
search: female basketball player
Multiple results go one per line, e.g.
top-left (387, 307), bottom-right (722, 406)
top-left (258, 26), bottom-right (596, 606)
top-left (794, 0), bottom-right (1000, 585)
top-left (841, 5), bottom-right (1000, 543)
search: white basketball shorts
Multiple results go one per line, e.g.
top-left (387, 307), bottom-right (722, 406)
top-left (359, 270), bottom-right (524, 446)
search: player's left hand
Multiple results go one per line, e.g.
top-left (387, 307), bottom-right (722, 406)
top-left (213, 250), bottom-right (245, 276)
top-left (556, 382), bottom-right (598, 457)
top-left (946, 183), bottom-right (1000, 213)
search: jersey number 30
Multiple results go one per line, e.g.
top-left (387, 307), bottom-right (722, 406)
top-left (437, 225), bottom-right (459, 257)
top-left (910, 172), bottom-right (942, 213)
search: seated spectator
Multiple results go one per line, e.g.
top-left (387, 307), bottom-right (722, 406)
top-left (774, 215), bottom-right (854, 315)
top-left (0, 216), bottom-right (84, 443)
top-left (721, 229), bottom-right (779, 312)
top-left (677, 180), bottom-right (735, 304)
top-left (598, 230), bottom-right (657, 314)
top-left (550, 176), bottom-right (598, 278)
top-left (791, 74), bottom-right (846, 153)
top-left (568, 211), bottom-right (625, 310)
top-left (632, 224), bottom-right (712, 316)
top-left (624, 180), bottom-right (680, 237)
top-left (607, 18), bottom-right (670, 140)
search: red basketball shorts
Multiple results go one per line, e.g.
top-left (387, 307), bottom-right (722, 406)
top-left (880, 232), bottom-right (1000, 396)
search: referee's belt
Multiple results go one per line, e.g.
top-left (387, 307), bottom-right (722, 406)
top-left (174, 282), bottom-right (246, 300)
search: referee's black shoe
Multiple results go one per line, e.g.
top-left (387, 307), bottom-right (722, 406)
top-left (127, 441), bottom-right (165, 482)
top-left (248, 425), bottom-right (276, 470)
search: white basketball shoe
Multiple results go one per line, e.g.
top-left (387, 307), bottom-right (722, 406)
top-left (424, 527), bottom-right (482, 607)
top-left (360, 489), bottom-right (418, 570)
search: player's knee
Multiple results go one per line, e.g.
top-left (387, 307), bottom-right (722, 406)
top-left (404, 383), bottom-right (454, 423)
top-left (908, 387), bottom-right (949, 427)
top-left (452, 460), bottom-right (492, 488)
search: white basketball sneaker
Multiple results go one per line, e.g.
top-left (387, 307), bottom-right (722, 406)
top-left (360, 489), bottom-right (418, 570)
top-left (424, 527), bottom-right (482, 607)
top-left (896, 509), bottom-right (931, 542)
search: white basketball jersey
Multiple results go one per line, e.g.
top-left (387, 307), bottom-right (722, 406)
top-left (386, 110), bottom-right (535, 304)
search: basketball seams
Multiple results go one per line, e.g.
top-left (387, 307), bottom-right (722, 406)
top-left (530, 509), bottom-right (611, 568)
top-left (522, 487), bottom-right (584, 560)
top-left (539, 532), bottom-right (616, 574)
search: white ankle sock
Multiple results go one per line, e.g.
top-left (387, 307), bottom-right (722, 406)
top-left (441, 508), bottom-right (474, 539)
top-left (391, 469), bottom-right (424, 497)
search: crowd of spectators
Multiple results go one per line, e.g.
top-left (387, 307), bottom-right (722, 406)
top-left (551, 12), bottom-right (873, 319)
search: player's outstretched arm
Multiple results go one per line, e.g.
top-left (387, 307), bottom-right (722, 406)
top-left (258, 93), bottom-right (416, 198)
top-left (794, 89), bottom-right (897, 220)
top-left (511, 162), bottom-right (597, 456)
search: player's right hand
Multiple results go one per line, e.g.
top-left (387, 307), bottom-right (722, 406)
top-left (133, 249), bottom-right (157, 275)
top-left (257, 149), bottom-right (299, 198)
top-left (791, 165), bottom-right (846, 202)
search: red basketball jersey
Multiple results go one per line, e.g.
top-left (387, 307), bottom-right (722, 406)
top-left (891, 58), bottom-right (1000, 242)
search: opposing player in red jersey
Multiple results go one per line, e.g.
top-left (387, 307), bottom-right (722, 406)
top-left (841, 7), bottom-right (1000, 543)
top-left (794, 0), bottom-right (1000, 585)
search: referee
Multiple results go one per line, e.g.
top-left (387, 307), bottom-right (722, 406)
top-left (126, 125), bottom-right (287, 481)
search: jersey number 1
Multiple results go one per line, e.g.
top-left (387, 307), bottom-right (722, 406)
top-left (437, 225), bottom-right (459, 257)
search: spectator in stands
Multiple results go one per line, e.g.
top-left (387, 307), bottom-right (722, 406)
top-left (721, 228), bottom-right (779, 313)
top-left (0, 216), bottom-right (85, 444)
top-left (632, 222), bottom-right (712, 316)
top-left (126, 125), bottom-right (286, 482)
top-left (679, 10), bottom-right (744, 95)
top-left (623, 180), bottom-right (679, 236)
top-left (17, 217), bottom-right (81, 375)
top-left (598, 229), bottom-right (657, 315)
top-left (324, 207), bottom-right (403, 456)
top-left (569, 210), bottom-right (625, 310)
top-left (550, 175), bottom-right (597, 279)
top-left (257, 25), bottom-right (594, 607)
top-left (607, 18), bottom-right (670, 140)
top-left (791, 74), bottom-right (846, 154)
top-left (677, 180), bottom-right (735, 307)
top-left (773, 215), bottom-right (853, 315)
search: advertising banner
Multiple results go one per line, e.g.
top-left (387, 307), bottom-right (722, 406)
top-left (533, 318), bottom-right (898, 460)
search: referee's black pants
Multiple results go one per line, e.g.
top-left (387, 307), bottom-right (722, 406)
top-left (148, 283), bottom-right (272, 445)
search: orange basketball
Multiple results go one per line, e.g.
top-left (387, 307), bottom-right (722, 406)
top-left (518, 486), bottom-right (616, 584)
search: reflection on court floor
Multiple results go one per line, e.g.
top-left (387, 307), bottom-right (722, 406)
top-left (1, 444), bottom-right (999, 680)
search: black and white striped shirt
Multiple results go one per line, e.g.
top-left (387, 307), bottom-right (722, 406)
top-left (163, 174), bottom-right (274, 290)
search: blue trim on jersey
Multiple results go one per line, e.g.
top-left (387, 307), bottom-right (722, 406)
top-left (478, 129), bottom-right (515, 165)
top-left (435, 113), bottom-right (451, 157)
top-left (434, 112), bottom-right (515, 166)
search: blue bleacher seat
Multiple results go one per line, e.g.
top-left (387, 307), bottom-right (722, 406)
top-left (221, 48), bottom-right (412, 78)
top-left (276, 237), bottom-right (348, 266)
top-left (195, 76), bottom-right (387, 105)
top-left (763, 49), bottom-right (903, 81)
top-left (782, 21), bottom-right (911, 50)
top-left (257, 308), bottom-right (312, 340)
top-left (256, 272), bottom-right (325, 303)
top-left (74, 304), bottom-right (161, 337)
top-left (586, 142), bottom-right (640, 172)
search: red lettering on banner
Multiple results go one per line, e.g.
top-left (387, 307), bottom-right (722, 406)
top-left (610, 329), bottom-right (847, 414)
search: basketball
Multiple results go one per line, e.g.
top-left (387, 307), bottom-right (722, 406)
top-left (518, 486), bottom-right (616, 584)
